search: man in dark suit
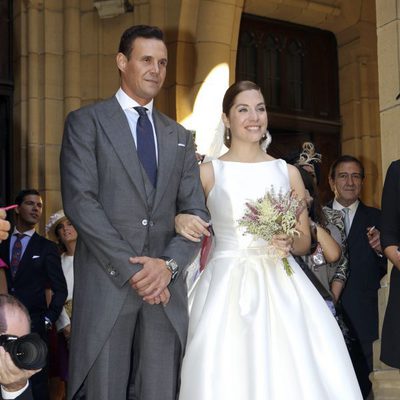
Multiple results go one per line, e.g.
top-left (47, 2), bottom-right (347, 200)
top-left (328, 155), bottom-right (387, 398)
top-left (60, 25), bottom-right (208, 400)
top-left (0, 294), bottom-right (39, 400)
top-left (0, 190), bottom-right (67, 400)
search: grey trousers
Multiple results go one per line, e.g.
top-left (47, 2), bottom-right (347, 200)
top-left (74, 291), bottom-right (182, 400)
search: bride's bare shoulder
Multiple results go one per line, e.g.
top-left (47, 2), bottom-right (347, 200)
top-left (200, 160), bottom-right (214, 173)
top-left (286, 163), bottom-right (301, 176)
top-left (265, 154), bottom-right (276, 161)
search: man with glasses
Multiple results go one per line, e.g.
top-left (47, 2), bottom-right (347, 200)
top-left (328, 155), bottom-right (387, 399)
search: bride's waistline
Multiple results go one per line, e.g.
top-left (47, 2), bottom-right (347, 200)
top-left (210, 247), bottom-right (282, 259)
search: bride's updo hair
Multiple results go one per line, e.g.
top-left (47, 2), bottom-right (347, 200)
top-left (222, 80), bottom-right (268, 149)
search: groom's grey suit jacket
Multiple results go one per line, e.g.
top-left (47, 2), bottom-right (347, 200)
top-left (60, 96), bottom-right (208, 398)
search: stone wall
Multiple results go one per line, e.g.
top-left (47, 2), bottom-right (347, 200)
top-left (11, 0), bottom-right (386, 221)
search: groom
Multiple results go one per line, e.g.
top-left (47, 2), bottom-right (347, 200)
top-left (60, 25), bottom-right (208, 400)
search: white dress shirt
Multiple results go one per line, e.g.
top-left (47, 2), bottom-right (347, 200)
top-left (115, 88), bottom-right (159, 161)
top-left (332, 199), bottom-right (359, 230)
top-left (1, 381), bottom-right (29, 399)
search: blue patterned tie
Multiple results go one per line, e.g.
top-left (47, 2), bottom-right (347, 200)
top-left (10, 233), bottom-right (25, 277)
top-left (134, 106), bottom-right (157, 187)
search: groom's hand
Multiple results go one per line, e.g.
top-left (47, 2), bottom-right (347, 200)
top-left (145, 287), bottom-right (171, 306)
top-left (129, 256), bottom-right (172, 304)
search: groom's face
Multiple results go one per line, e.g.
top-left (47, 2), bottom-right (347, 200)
top-left (117, 37), bottom-right (168, 105)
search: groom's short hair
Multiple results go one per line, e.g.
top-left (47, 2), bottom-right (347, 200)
top-left (118, 25), bottom-right (164, 59)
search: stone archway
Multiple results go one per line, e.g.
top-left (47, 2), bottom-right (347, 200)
top-left (177, 0), bottom-right (382, 205)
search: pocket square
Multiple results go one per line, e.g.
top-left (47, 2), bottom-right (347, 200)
top-left (178, 143), bottom-right (186, 147)
top-left (32, 255), bottom-right (40, 259)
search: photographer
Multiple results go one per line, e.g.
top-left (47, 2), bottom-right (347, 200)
top-left (0, 294), bottom-right (40, 400)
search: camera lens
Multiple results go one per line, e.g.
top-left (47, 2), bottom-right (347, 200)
top-left (5, 333), bottom-right (48, 370)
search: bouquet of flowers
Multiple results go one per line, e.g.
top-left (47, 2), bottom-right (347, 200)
top-left (238, 186), bottom-right (305, 276)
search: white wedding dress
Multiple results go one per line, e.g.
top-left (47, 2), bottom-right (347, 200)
top-left (179, 159), bottom-right (362, 400)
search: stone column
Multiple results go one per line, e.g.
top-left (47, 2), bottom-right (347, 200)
top-left (26, 0), bottom-right (42, 191)
top-left (336, 7), bottom-right (382, 207)
top-left (43, 0), bottom-right (64, 217)
top-left (176, 0), bottom-right (244, 156)
top-left (376, 0), bottom-right (400, 170)
top-left (13, 0), bottom-right (65, 229)
top-left (370, 2), bottom-right (400, 397)
top-left (64, 0), bottom-right (81, 115)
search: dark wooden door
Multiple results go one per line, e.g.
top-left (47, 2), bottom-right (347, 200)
top-left (0, 0), bottom-right (13, 206)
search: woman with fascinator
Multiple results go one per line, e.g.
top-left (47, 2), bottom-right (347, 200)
top-left (175, 81), bottom-right (361, 399)
top-left (296, 142), bottom-right (322, 185)
top-left (294, 143), bottom-right (349, 308)
top-left (46, 210), bottom-right (77, 396)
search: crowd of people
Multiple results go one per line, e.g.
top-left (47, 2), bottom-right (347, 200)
top-left (0, 23), bottom-right (399, 400)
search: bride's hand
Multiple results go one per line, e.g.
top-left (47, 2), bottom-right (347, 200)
top-left (175, 214), bottom-right (210, 242)
top-left (271, 234), bottom-right (294, 257)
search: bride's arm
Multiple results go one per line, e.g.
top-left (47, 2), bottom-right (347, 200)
top-left (287, 164), bottom-right (311, 256)
top-left (175, 162), bottom-right (215, 242)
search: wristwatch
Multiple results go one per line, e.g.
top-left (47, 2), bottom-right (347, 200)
top-left (161, 257), bottom-right (178, 283)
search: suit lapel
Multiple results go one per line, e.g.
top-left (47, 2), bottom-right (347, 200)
top-left (152, 110), bottom-right (177, 211)
top-left (97, 97), bottom-right (147, 205)
top-left (97, 98), bottom-right (179, 210)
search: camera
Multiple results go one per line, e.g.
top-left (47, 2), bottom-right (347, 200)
top-left (0, 333), bottom-right (48, 370)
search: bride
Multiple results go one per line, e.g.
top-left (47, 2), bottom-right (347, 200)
top-left (176, 81), bottom-right (362, 399)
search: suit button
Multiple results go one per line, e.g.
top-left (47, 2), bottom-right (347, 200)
top-left (149, 221), bottom-right (154, 227)
top-left (10, 287), bottom-right (15, 293)
top-left (110, 270), bottom-right (116, 276)
top-left (142, 219), bottom-right (148, 226)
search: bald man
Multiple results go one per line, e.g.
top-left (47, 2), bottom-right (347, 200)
top-left (0, 294), bottom-right (40, 399)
